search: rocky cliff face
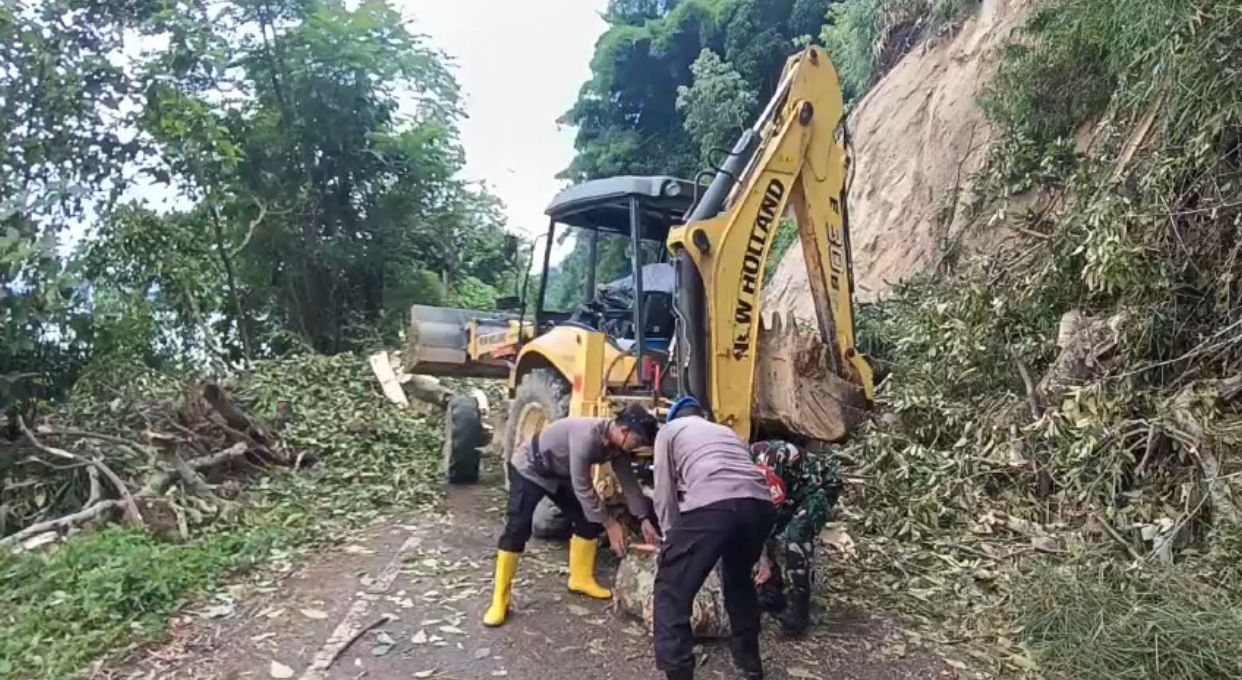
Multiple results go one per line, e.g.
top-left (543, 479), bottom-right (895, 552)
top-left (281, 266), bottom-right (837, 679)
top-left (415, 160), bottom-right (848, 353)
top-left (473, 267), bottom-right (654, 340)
top-left (764, 0), bottom-right (1032, 319)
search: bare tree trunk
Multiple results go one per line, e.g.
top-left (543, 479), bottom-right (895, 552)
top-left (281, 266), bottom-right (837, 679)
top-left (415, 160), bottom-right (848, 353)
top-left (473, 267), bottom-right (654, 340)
top-left (202, 384), bottom-right (288, 464)
top-left (210, 207), bottom-right (254, 365)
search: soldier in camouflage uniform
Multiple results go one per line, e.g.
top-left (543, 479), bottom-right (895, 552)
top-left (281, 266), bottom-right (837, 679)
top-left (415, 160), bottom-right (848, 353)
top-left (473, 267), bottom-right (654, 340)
top-left (749, 440), bottom-right (842, 636)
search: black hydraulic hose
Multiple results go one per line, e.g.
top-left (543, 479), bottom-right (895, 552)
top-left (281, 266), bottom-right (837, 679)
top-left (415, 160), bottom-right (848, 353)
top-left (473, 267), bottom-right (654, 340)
top-left (671, 128), bottom-right (760, 407)
top-left (673, 250), bottom-right (709, 410)
top-left (585, 227), bottom-right (598, 298)
top-left (841, 125), bottom-right (859, 344)
top-left (534, 219), bottom-right (556, 331)
top-left (629, 196), bottom-right (646, 381)
top-left (517, 233), bottom-right (546, 332)
top-left (684, 130), bottom-right (759, 222)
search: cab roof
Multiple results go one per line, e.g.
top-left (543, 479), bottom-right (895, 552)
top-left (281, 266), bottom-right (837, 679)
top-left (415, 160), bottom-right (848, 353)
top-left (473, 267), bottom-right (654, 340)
top-left (545, 175), bottom-right (696, 239)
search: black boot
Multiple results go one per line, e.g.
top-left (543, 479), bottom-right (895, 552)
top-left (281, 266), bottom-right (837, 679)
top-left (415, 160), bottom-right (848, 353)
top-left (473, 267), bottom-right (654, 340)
top-left (665, 667), bottom-right (694, 680)
top-left (778, 541), bottom-right (812, 637)
top-left (730, 634), bottom-right (763, 680)
top-left (777, 596), bottom-right (809, 637)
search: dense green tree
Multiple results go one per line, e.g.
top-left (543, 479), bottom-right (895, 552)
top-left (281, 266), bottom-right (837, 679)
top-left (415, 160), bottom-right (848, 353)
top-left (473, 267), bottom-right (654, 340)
top-left (548, 0), bottom-right (832, 319)
top-left (77, 205), bottom-right (230, 367)
top-left (135, 0), bottom-right (514, 353)
top-left (1, 0), bottom-right (520, 410)
top-left (560, 0), bottom-right (835, 181)
top-left (0, 0), bottom-right (156, 404)
top-left (677, 49), bottom-right (758, 165)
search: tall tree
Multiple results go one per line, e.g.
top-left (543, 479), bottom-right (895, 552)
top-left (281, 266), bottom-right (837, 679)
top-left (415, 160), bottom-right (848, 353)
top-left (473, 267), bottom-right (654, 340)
top-left (560, 0), bottom-right (834, 181)
top-left (0, 0), bottom-right (154, 405)
top-left (676, 48), bottom-right (758, 165)
top-left (2, 0), bottom-right (521, 410)
top-left (134, 0), bottom-right (516, 353)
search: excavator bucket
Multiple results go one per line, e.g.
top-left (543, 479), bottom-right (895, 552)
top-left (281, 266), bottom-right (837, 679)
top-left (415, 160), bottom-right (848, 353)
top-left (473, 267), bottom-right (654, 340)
top-left (404, 305), bottom-right (520, 380)
top-left (752, 313), bottom-right (870, 443)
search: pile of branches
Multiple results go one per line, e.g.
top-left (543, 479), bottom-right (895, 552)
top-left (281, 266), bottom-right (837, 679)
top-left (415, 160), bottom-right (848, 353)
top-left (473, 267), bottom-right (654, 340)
top-left (832, 292), bottom-right (1242, 676)
top-left (1, 370), bottom-right (300, 552)
top-left (821, 2), bottom-right (1242, 675)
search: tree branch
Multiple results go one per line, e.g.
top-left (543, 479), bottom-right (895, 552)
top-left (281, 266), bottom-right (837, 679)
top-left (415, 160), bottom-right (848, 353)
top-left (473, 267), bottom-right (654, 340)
top-left (39, 426), bottom-right (156, 468)
top-left (1092, 512), bottom-right (1143, 562)
top-left (17, 416), bottom-right (142, 525)
top-left (230, 198), bottom-right (267, 257)
top-left (209, 206), bottom-right (254, 365)
top-left (39, 427), bottom-right (148, 450)
top-left (0, 500), bottom-right (122, 551)
top-left (1135, 426), bottom-right (1164, 478)
top-left (140, 442), bottom-right (249, 497)
top-left (203, 384), bottom-right (288, 464)
top-left (146, 431), bottom-right (215, 497)
top-left (85, 465), bottom-right (102, 507)
top-left (1013, 353), bottom-right (1043, 420)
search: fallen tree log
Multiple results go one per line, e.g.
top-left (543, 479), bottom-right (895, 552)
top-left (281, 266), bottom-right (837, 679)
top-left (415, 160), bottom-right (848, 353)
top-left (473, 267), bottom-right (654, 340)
top-left (146, 430), bottom-right (214, 497)
top-left (203, 383), bottom-right (288, 464)
top-left (140, 442), bottom-right (250, 497)
top-left (1165, 375), bottom-right (1242, 526)
top-left (613, 546), bottom-right (730, 638)
top-left (203, 383), bottom-right (266, 440)
top-left (1038, 309), bottom-right (1128, 405)
top-left (0, 500), bottom-right (121, 551)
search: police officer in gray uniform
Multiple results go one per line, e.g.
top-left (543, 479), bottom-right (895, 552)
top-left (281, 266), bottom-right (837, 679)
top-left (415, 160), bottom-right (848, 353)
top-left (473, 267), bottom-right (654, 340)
top-left (650, 397), bottom-right (775, 680)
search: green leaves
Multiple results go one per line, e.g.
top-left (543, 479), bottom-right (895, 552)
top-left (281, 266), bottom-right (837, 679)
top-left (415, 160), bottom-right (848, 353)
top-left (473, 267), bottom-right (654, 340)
top-left (821, 0), bottom-right (976, 101)
top-left (676, 48), bottom-right (758, 165)
top-left (3, 0), bottom-right (520, 395)
top-left (561, 0), bottom-right (829, 181)
top-left (0, 353), bottom-right (445, 679)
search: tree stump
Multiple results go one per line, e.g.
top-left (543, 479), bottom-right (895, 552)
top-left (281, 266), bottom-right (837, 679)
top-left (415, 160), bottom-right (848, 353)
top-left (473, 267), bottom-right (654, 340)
top-left (613, 548), bottom-right (730, 638)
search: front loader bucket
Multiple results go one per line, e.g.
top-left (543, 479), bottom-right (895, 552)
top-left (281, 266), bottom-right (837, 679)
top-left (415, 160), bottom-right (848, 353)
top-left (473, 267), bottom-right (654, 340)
top-left (405, 305), bottom-right (517, 380)
top-left (752, 313), bottom-right (870, 443)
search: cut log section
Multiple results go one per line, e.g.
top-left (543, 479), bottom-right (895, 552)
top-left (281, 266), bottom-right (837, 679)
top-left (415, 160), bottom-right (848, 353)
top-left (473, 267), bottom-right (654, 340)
top-left (753, 313), bottom-right (870, 442)
top-left (613, 547), bottom-right (730, 638)
top-left (368, 351), bottom-right (410, 406)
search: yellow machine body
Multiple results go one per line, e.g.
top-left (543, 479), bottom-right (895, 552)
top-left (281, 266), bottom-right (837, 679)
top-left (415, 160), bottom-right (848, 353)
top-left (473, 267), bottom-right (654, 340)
top-left (665, 45), bottom-right (873, 443)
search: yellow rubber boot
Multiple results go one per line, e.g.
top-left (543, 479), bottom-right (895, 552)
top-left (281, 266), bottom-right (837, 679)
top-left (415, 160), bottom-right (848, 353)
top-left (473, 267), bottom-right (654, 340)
top-left (567, 536), bottom-right (612, 600)
top-left (483, 550), bottom-right (520, 627)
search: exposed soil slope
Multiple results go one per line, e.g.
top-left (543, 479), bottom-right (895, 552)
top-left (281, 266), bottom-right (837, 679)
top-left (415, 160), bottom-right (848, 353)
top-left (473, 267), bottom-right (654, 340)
top-left (765, 0), bottom-right (1032, 316)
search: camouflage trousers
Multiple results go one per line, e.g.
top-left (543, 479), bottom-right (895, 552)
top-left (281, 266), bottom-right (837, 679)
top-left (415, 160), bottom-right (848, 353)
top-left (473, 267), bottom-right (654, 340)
top-left (756, 489), bottom-right (833, 635)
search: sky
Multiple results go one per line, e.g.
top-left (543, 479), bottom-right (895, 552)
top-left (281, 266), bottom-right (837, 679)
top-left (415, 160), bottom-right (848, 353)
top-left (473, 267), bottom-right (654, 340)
top-left (397, 0), bottom-right (609, 239)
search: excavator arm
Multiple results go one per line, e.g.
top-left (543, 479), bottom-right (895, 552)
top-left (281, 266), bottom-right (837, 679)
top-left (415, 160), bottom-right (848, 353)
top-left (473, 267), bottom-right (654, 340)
top-left (667, 45), bottom-right (874, 443)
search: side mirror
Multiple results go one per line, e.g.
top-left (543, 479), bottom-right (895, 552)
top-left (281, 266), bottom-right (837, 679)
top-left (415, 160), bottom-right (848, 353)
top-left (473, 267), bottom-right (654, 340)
top-left (494, 295), bottom-right (522, 311)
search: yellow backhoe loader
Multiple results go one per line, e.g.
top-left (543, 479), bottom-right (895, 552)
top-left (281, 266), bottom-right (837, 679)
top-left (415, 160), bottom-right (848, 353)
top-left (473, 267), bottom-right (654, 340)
top-left (406, 45), bottom-right (873, 496)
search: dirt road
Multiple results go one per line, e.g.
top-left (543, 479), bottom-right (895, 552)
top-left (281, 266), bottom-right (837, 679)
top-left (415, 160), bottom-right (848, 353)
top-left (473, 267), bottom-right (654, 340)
top-left (104, 464), bottom-right (953, 680)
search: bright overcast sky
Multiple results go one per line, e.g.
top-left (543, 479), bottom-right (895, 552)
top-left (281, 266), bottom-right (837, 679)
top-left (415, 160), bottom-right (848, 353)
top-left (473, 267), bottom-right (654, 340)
top-left (397, 0), bottom-right (609, 238)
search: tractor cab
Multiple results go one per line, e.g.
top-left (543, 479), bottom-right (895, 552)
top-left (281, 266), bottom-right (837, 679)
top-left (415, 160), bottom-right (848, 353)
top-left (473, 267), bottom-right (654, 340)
top-left (530, 176), bottom-right (694, 394)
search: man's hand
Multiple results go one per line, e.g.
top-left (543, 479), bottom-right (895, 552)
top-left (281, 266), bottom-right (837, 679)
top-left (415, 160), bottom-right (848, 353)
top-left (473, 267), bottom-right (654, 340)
top-left (754, 551), bottom-right (773, 585)
top-left (605, 520), bottom-right (627, 557)
top-left (640, 518), bottom-right (662, 547)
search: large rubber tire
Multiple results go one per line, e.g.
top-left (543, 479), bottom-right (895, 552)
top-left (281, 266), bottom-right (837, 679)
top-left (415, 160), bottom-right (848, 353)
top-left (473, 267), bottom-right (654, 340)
top-left (503, 368), bottom-right (571, 539)
top-left (443, 394), bottom-right (483, 484)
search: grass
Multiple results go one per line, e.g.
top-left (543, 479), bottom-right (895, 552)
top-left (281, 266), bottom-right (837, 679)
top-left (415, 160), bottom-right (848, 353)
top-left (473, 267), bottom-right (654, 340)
top-left (1, 525), bottom-right (271, 678)
top-left (0, 353), bottom-right (443, 679)
top-left (1021, 565), bottom-right (1242, 680)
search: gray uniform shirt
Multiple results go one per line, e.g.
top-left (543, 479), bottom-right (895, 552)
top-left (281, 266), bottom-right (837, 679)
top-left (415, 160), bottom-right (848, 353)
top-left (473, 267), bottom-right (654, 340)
top-left (511, 416), bottom-right (651, 524)
top-left (652, 416), bottom-right (771, 531)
